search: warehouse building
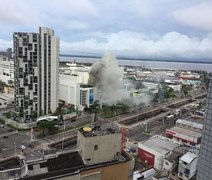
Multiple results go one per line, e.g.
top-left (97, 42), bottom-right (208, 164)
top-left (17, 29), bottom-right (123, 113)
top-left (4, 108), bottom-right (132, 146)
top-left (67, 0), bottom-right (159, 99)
top-left (138, 136), bottom-right (180, 171)
top-left (165, 126), bottom-right (201, 146)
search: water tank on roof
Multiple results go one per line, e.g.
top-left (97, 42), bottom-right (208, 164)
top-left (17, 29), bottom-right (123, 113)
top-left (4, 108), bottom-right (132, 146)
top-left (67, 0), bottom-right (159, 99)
top-left (83, 127), bottom-right (92, 132)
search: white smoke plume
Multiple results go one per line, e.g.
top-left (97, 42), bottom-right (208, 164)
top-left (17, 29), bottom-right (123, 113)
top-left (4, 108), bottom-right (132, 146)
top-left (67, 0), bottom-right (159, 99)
top-left (89, 52), bottom-right (128, 104)
top-left (89, 52), bottom-right (154, 106)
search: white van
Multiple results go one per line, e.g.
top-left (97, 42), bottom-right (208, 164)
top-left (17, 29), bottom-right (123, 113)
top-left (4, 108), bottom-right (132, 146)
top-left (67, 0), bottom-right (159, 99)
top-left (165, 114), bottom-right (174, 120)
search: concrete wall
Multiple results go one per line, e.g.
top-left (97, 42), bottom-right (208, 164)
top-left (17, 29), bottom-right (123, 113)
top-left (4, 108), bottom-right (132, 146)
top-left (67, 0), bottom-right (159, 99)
top-left (163, 159), bottom-right (174, 174)
top-left (50, 35), bottom-right (59, 113)
top-left (0, 98), bottom-right (7, 109)
top-left (81, 161), bottom-right (129, 180)
top-left (138, 144), bottom-right (164, 171)
top-left (57, 174), bottom-right (80, 180)
top-left (78, 131), bottom-right (122, 165)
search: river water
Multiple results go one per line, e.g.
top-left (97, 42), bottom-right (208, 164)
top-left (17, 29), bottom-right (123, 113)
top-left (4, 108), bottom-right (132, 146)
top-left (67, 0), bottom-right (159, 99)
top-left (60, 56), bottom-right (212, 72)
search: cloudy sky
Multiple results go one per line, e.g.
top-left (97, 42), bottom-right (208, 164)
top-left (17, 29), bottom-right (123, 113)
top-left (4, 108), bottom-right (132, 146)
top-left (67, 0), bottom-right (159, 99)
top-left (0, 0), bottom-right (212, 60)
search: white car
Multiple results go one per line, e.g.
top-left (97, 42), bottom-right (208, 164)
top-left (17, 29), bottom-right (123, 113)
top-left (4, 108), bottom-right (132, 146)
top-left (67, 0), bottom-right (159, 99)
top-left (20, 145), bottom-right (26, 150)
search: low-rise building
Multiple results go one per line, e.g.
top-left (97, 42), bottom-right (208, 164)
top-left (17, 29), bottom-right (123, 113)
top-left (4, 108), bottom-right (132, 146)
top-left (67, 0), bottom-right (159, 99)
top-left (0, 97), bottom-right (7, 108)
top-left (178, 152), bottom-right (197, 180)
top-left (138, 136), bottom-right (180, 171)
top-left (78, 125), bottom-right (122, 165)
top-left (175, 119), bottom-right (203, 133)
top-left (0, 157), bottom-right (28, 179)
top-left (165, 126), bottom-right (201, 146)
top-left (59, 73), bottom-right (94, 111)
top-left (0, 56), bottom-right (14, 86)
top-left (0, 93), bottom-right (14, 108)
top-left (164, 77), bottom-right (182, 92)
top-left (163, 146), bottom-right (189, 177)
top-left (3, 86), bottom-right (15, 94)
top-left (20, 124), bottom-right (134, 180)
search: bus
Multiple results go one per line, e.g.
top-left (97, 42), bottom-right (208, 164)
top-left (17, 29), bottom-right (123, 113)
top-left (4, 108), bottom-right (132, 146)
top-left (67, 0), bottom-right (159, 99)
top-left (195, 110), bottom-right (205, 117)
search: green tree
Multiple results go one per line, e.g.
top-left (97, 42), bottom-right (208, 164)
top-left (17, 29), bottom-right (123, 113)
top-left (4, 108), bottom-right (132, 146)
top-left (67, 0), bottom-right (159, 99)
top-left (47, 121), bottom-right (59, 135)
top-left (53, 102), bottom-right (64, 116)
top-left (3, 111), bottom-right (11, 119)
top-left (181, 84), bottom-right (192, 97)
top-left (48, 109), bottom-right (53, 115)
top-left (37, 121), bottom-right (49, 136)
top-left (30, 111), bottom-right (38, 122)
top-left (164, 86), bottom-right (175, 100)
top-left (158, 85), bottom-right (175, 101)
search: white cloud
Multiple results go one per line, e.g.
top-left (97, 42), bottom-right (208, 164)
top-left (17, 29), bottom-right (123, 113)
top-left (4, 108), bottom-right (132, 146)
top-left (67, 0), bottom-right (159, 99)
top-left (61, 31), bottom-right (212, 60)
top-left (173, 2), bottom-right (212, 31)
top-left (0, 0), bottom-right (41, 25)
top-left (0, 0), bottom-right (97, 26)
top-left (0, 39), bottom-right (12, 50)
top-left (44, 0), bottom-right (98, 17)
top-left (62, 20), bottom-right (90, 30)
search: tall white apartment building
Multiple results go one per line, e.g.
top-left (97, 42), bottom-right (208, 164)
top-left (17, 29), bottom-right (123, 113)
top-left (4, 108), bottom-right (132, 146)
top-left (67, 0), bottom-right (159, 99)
top-left (0, 56), bottom-right (14, 85)
top-left (13, 27), bottom-right (59, 122)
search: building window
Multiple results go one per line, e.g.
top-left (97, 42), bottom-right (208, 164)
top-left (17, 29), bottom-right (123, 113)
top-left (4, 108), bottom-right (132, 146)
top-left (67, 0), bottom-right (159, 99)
top-left (184, 168), bottom-right (190, 175)
top-left (183, 161), bottom-right (187, 166)
top-left (94, 145), bottom-right (98, 151)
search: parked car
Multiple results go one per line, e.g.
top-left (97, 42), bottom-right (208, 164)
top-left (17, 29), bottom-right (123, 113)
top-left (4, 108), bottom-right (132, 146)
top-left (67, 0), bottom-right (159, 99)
top-left (28, 144), bottom-right (34, 148)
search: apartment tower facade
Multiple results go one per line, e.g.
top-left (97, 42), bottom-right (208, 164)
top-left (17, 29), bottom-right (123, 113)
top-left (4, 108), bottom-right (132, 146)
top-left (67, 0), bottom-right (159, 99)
top-left (13, 27), bottom-right (59, 122)
top-left (197, 77), bottom-right (212, 180)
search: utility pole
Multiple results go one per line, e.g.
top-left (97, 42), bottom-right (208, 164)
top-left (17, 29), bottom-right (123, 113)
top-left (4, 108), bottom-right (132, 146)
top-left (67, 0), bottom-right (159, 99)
top-left (144, 122), bottom-right (148, 132)
top-left (30, 126), bottom-right (33, 141)
top-left (14, 142), bottom-right (16, 157)
top-left (62, 119), bottom-right (65, 150)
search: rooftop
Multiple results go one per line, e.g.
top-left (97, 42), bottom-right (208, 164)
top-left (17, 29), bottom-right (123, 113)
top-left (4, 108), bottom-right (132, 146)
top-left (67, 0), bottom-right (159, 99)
top-left (185, 116), bottom-right (204, 125)
top-left (22, 152), bottom-right (85, 180)
top-left (21, 150), bottom-right (129, 180)
top-left (165, 146), bottom-right (190, 162)
top-left (0, 157), bottom-right (21, 170)
top-left (79, 124), bottom-right (120, 137)
top-left (180, 152), bottom-right (197, 164)
top-left (139, 136), bottom-right (179, 155)
top-left (168, 126), bottom-right (202, 138)
top-left (165, 152), bottom-right (179, 163)
top-left (176, 119), bottom-right (203, 130)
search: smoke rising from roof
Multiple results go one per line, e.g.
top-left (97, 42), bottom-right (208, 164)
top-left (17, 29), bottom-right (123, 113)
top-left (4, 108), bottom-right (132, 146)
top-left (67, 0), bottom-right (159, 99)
top-left (89, 52), bottom-right (153, 106)
top-left (89, 52), bottom-right (127, 104)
